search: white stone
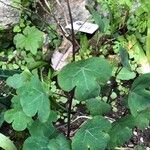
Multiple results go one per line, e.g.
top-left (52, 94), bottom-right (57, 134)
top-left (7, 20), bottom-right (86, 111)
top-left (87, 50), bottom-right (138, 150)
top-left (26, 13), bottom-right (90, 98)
top-left (0, 0), bottom-right (20, 29)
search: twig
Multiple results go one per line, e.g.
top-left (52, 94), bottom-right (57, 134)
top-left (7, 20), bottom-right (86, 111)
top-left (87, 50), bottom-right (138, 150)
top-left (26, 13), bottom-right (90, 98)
top-left (40, 0), bottom-right (69, 38)
top-left (115, 147), bottom-right (133, 150)
top-left (71, 116), bottom-right (92, 124)
top-left (66, 0), bottom-right (76, 61)
top-left (65, 0), bottom-right (77, 138)
top-left (55, 0), bottom-right (69, 25)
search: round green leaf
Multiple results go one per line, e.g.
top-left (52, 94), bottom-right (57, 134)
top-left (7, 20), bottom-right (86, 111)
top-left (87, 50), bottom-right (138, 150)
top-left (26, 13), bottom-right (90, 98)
top-left (14, 26), bottom-right (44, 55)
top-left (58, 57), bottom-right (112, 100)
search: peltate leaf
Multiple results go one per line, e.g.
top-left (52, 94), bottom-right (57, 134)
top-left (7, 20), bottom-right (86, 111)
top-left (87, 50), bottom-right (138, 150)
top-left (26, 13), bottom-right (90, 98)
top-left (18, 76), bottom-right (50, 122)
top-left (47, 134), bottom-right (71, 150)
top-left (72, 116), bottom-right (111, 150)
top-left (14, 26), bottom-right (44, 55)
top-left (58, 57), bottom-right (112, 100)
top-left (4, 96), bottom-right (32, 131)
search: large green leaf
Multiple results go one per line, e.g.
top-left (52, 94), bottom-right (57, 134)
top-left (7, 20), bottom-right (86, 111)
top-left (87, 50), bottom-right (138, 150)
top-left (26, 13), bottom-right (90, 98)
top-left (72, 116), bottom-right (111, 150)
top-left (48, 134), bottom-right (71, 150)
top-left (18, 76), bottom-right (50, 122)
top-left (58, 57), bottom-right (112, 100)
top-left (128, 73), bottom-right (150, 116)
top-left (4, 96), bottom-right (32, 131)
top-left (23, 136), bottom-right (49, 150)
top-left (14, 26), bottom-right (44, 55)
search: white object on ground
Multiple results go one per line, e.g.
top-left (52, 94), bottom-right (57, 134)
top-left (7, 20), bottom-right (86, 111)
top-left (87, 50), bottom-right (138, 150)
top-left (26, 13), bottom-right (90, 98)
top-left (66, 21), bottom-right (99, 34)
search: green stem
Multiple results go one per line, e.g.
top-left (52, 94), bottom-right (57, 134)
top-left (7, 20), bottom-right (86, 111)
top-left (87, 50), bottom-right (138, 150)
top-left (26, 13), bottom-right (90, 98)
top-left (28, 61), bottom-right (48, 70)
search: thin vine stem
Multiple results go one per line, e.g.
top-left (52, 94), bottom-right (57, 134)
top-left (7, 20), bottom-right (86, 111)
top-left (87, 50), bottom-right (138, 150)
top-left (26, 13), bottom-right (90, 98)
top-left (65, 0), bottom-right (76, 138)
top-left (66, 88), bottom-right (75, 138)
top-left (66, 0), bottom-right (76, 61)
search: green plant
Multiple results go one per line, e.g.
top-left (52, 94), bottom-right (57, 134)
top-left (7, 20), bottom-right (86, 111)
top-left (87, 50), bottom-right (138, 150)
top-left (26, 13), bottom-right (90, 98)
top-left (2, 57), bottom-right (150, 149)
top-left (0, 0), bottom-right (150, 149)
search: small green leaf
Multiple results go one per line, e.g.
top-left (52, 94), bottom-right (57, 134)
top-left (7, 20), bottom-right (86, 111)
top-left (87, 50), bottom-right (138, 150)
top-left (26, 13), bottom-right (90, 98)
top-left (18, 77), bottom-right (50, 122)
top-left (13, 25), bottom-right (21, 33)
top-left (58, 57), bottom-right (112, 100)
top-left (6, 74), bottom-right (26, 89)
top-left (72, 116), bottom-right (111, 150)
top-left (117, 67), bottom-right (136, 80)
top-left (4, 96), bottom-right (32, 131)
top-left (48, 134), bottom-right (71, 150)
top-left (86, 98), bottom-right (111, 115)
top-left (119, 47), bottom-right (131, 70)
top-left (14, 26), bottom-right (44, 55)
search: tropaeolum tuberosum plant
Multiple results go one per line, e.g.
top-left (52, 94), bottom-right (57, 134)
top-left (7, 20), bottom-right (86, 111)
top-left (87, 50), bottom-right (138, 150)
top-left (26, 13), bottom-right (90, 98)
top-left (4, 56), bottom-right (150, 150)
top-left (2, 1), bottom-right (150, 150)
